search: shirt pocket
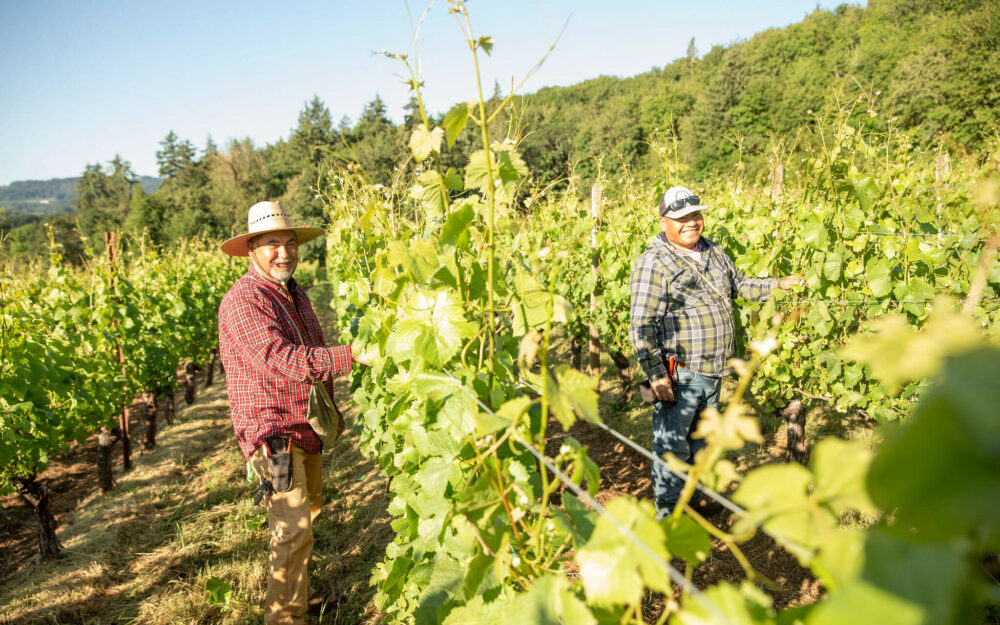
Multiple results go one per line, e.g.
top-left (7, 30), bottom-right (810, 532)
top-left (668, 266), bottom-right (709, 306)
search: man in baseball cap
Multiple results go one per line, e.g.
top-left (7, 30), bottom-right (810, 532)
top-left (629, 186), bottom-right (804, 519)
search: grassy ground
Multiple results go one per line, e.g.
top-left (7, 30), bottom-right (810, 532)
top-left (0, 284), bottom-right (391, 625)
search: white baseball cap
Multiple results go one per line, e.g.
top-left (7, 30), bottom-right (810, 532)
top-left (658, 186), bottom-right (707, 219)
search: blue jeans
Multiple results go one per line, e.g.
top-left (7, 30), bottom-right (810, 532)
top-left (651, 368), bottom-right (721, 518)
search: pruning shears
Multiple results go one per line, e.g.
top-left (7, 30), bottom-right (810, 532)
top-left (639, 355), bottom-right (679, 405)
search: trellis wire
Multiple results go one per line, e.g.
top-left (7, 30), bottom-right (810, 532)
top-left (591, 421), bottom-right (746, 515)
top-left (728, 231), bottom-right (994, 240)
top-left (517, 376), bottom-right (748, 517)
top-left (441, 369), bottom-right (741, 625)
top-left (777, 297), bottom-right (1000, 305)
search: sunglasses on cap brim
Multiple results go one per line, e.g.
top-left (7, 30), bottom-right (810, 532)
top-left (660, 195), bottom-right (700, 216)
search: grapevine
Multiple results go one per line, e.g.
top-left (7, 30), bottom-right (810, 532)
top-left (0, 232), bottom-right (241, 555)
top-left (320, 3), bottom-right (1000, 623)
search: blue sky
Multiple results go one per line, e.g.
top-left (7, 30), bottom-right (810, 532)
top-left (0, 0), bottom-right (861, 185)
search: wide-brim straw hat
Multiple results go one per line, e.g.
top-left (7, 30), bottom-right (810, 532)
top-left (221, 201), bottom-right (324, 256)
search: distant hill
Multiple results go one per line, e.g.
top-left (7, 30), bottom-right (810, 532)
top-left (0, 176), bottom-right (161, 216)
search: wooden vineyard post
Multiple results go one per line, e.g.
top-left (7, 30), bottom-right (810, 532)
top-left (589, 183), bottom-right (602, 387)
top-left (142, 390), bottom-right (157, 450)
top-left (205, 347), bottom-right (218, 387)
top-left (106, 231), bottom-right (132, 472)
top-left (97, 426), bottom-right (122, 491)
top-left (782, 400), bottom-right (808, 463)
top-left (160, 387), bottom-right (175, 425)
top-left (184, 362), bottom-right (198, 404)
top-left (14, 476), bottom-right (62, 557)
top-left (770, 161), bottom-right (784, 202)
top-left (935, 152), bottom-right (951, 243)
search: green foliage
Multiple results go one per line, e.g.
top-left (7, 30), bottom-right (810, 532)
top-left (204, 577), bottom-right (233, 607)
top-left (7, 0), bottom-right (998, 274)
top-left (316, 5), bottom-right (1000, 623)
top-left (75, 156), bottom-right (139, 245)
top-left (0, 236), bottom-right (240, 494)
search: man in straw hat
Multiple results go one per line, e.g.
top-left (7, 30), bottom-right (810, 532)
top-left (629, 186), bottom-right (804, 520)
top-left (218, 200), bottom-right (366, 623)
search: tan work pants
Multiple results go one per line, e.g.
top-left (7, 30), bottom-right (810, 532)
top-left (252, 444), bottom-right (322, 625)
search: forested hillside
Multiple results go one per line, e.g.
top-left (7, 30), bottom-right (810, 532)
top-left (2, 0), bottom-right (996, 265)
top-left (0, 176), bottom-right (159, 240)
top-left (0, 176), bottom-right (160, 216)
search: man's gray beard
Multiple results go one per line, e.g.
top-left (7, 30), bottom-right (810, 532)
top-left (271, 266), bottom-right (294, 282)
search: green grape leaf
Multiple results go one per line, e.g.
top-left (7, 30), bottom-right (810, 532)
top-left (555, 492), bottom-right (597, 546)
top-left (387, 239), bottom-right (440, 283)
top-left (440, 202), bottom-right (476, 248)
top-left (809, 531), bottom-right (972, 625)
top-left (810, 438), bottom-right (875, 515)
top-left (389, 288), bottom-right (478, 367)
top-left (205, 577), bottom-right (232, 606)
top-left (442, 595), bottom-right (485, 625)
top-left (905, 276), bottom-right (936, 302)
top-left (806, 302), bottom-right (833, 337)
top-left (842, 301), bottom-right (981, 393)
top-left (839, 176), bottom-right (879, 212)
top-left (508, 270), bottom-right (572, 336)
top-left (823, 248), bottom-right (844, 281)
top-left (867, 347), bottom-right (1000, 540)
top-left (577, 497), bottom-right (670, 605)
top-left (508, 574), bottom-right (595, 625)
top-left (441, 102), bottom-right (470, 149)
top-left (416, 555), bottom-right (466, 624)
top-left (672, 581), bottom-right (775, 625)
top-left (816, 350), bottom-right (842, 381)
top-left (414, 457), bottom-right (460, 496)
top-left (811, 529), bottom-right (865, 592)
top-left (410, 372), bottom-right (463, 400)
top-left (409, 124), bottom-right (444, 162)
top-left (801, 215), bottom-right (829, 251)
top-left (804, 580), bottom-right (924, 625)
top-left (693, 406), bottom-right (763, 451)
top-left (411, 170), bottom-right (460, 217)
top-left (462, 553), bottom-right (497, 598)
top-left (865, 258), bottom-right (893, 298)
top-left (664, 513), bottom-right (712, 568)
top-left (464, 149), bottom-right (528, 204)
top-left (552, 365), bottom-right (601, 426)
top-left (840, 203), bottom-right (864, 236)
top-left (732, 463), bottom-right (826, 557)
top-left (477, 36), bottom-right (495, 55)
top-left (441, 389), bottom-right (478, 437)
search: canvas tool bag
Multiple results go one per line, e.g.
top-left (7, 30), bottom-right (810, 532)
top-left (273, 293), bottom-right (346, 447)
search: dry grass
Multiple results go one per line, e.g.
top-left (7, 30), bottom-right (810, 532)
top-left (1, 283), bottom-right (392, 625)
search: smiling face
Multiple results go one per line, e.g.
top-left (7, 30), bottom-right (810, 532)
top-left (660, 211), bottom-right (704, 250)
top-left (249, 230), bottom-right (298, 283)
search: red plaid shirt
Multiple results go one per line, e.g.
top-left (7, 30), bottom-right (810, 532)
top-left (218, 267), bottom-right (353, 460)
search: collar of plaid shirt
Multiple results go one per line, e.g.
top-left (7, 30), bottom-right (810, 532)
top-left (218, 267), bottom-right (353, 460)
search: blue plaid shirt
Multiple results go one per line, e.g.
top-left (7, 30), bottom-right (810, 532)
top-left (629, 234), bottom-right (774, 379)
